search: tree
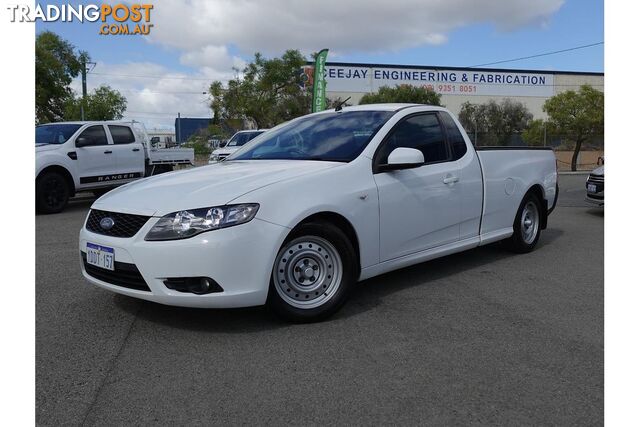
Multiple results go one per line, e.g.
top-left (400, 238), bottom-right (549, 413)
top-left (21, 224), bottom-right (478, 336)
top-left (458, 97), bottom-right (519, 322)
top-left (64, 85), bottom-right (127, 121)
top-left (458, 99), bottom-right (532, 146)
top-left (209, 50), bottom-right (311, 128)
top-left (359, 84), bottom-right (442, 106)
top-left (522, 119), bottom-right (549, 147)
top-left (36, 31), bottom-right (87, 123)
top-left (543, 85), bottom-right (604, 171)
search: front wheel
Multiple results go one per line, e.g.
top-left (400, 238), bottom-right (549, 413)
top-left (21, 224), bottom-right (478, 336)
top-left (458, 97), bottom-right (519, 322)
top-left (507, 193), bottom-right (542, 253)
top-left (36, 172), bottom-right (70, 214)
top-left (267, 222), bottom-right (357, 322)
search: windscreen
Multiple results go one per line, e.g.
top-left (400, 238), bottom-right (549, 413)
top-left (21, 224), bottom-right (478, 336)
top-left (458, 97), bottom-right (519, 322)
top-left (226, 131), bottom-right (263, 147)
top-left (228, 111), bottom-right (394, 162)
top-left (36, 124), bottom-right (82, 145)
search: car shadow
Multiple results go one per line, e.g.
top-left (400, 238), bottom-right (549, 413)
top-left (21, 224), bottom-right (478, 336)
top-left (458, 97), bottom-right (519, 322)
top-left (115, 228), bottom-right (563, 331)
top-left (586, 208), bottom-right (604, 218)
top-left (335, 227), bottom-right (564, 320)
top-left (113, 294), bottom-right (288, 333)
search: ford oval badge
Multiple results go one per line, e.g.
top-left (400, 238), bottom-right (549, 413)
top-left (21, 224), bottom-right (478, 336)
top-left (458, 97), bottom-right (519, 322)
top-left (100, 217), bottom-right (115, 230)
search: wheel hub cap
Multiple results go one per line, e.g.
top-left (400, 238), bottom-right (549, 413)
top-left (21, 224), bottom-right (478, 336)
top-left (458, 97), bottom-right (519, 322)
top-left (521, 201), bottom-right (540, 244)
top-left (273, 236), bottom-right (343, 309)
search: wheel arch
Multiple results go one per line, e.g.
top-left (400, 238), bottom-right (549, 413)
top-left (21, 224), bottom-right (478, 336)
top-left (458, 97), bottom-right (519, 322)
top-left (36, 165), bottom-right (75, 197)
top-left (291, 211), bottom-right (361, 276)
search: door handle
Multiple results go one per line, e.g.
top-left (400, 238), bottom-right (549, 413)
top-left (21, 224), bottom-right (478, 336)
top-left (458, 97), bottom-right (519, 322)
top-left (104, 150), bottom-right (113, 154)
top-left (132, 148), bottom-right (140, 152)
top-left (443, 175), bottom-right (459, 184)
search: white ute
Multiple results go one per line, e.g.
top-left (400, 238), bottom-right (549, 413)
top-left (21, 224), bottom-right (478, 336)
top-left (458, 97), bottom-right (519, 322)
top-left (79, 105), bottom-right (558, 322)
top-left (36, 121), bottom-right (194, 213)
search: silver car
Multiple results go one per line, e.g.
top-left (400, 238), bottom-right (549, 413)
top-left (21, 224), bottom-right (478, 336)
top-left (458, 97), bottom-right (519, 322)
top-left (585, 163), bottom-right (604, 206)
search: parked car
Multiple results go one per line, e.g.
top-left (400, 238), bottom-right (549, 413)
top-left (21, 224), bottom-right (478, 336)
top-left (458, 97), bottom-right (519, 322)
top-left (36, 121), bottom-right (194, 214)
top-left (208, 129), bottom-right (267, 163)
top-left (585, 163), bottom-right (604, 206)
top-left (79, 105), bottom-right (558, 322)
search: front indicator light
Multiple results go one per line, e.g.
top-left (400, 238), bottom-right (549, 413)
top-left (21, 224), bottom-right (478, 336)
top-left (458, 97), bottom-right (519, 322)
top-left (144, 203), bottom-right (259, 241)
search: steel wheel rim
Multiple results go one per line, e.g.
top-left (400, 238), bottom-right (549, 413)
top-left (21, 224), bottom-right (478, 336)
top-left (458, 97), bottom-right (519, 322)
top-left (273, 236), bottom-right (343, 309)
top-left (521, 201), bottom-right (539, 244)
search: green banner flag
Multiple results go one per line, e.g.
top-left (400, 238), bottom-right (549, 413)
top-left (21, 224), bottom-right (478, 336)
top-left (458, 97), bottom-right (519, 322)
top-left (312, 49), bottom-right (329, 112)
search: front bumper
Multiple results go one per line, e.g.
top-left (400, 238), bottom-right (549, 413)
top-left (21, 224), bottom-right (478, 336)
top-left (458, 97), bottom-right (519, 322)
top-left (79, 215), bottom-right (289, 308)
top-left (585, 192), bottom-right (604, 206)
top-left (585, 175), bottom-right (604, 206)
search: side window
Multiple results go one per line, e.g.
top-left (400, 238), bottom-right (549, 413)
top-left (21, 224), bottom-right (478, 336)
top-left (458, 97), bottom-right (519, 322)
top-left (108, 125), bottom-right (136, 144)
top-left (77, 125), bottom-right (108, 146)
top-left (440, 112), bottom-right (468, 160)
top-left (378, 114), bottom-right (449, 164)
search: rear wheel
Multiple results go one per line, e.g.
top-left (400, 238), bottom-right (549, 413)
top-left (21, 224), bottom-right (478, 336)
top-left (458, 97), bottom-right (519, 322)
top-left (507, 193), bottom-right (542, 253)
top-left (36, 171), bottom-right (70, 214)
top-left (267, 222), bottom-right (357, 322)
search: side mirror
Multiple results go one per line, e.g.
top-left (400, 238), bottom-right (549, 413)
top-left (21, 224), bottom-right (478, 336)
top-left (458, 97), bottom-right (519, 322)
top-left (378, 147), bottom-right (424, 172)
top-left (75, 137), bottom-right (90, 147)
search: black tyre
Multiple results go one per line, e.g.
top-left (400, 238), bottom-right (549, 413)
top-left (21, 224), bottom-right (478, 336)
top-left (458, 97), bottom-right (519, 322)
top-left (506, 192), bottom-right (543, 253)
top-left (36, 171), bottom-right (70, 214)
top-left (267, 222), bottom-right (357, 323)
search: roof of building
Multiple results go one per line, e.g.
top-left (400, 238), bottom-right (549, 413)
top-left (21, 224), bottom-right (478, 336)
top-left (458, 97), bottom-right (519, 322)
top-left (309, 61), bottom-right (604, 77)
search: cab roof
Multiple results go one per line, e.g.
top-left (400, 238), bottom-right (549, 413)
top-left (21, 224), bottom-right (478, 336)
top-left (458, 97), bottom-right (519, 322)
top-left (324, 103), bottom-right (446, 113)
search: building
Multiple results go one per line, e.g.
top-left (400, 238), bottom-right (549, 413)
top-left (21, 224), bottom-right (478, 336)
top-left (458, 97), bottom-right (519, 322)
top-left (308, 62), bottom-right (603, 120)
top-left (174, 117), bottom-right (213, 144)
top-left (174, 117), bottom-right (258, 144)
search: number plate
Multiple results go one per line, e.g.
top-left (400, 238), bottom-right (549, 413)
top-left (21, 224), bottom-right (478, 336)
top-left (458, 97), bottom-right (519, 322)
top-left (86, 243), bottom-right (115, 271)
top-left (587, 184), bottom-right (597, 193)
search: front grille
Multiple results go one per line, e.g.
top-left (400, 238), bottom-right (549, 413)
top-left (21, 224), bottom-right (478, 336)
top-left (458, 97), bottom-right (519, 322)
top-left (81, 252), bottom-right (150, 292)
top-left (217, 154), bottom-right (229, 160)
top-left (86, 209), bottom-right (150, 238)
top-left (588, 174), bottom-right (604, 184)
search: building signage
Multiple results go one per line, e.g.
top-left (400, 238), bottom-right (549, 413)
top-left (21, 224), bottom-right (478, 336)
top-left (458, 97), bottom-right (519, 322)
top-left (319, 65), bottom-right (555, 98)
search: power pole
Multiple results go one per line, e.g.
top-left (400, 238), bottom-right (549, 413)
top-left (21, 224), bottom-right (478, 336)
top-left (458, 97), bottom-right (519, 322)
top-left (80, 56), bottom-right (95, 121)
top-left (81, 57), bottom-right (87, 121)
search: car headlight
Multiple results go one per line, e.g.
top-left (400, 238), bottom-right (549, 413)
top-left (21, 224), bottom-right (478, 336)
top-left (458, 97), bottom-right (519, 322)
top-left (210, 154), bottom-right (219, 161)
top-left (144, 204), bottom-right (260, 241)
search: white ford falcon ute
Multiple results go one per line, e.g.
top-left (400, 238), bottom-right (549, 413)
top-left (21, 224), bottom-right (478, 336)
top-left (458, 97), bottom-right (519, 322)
top-left (80, 104), bottom-right (558, 322)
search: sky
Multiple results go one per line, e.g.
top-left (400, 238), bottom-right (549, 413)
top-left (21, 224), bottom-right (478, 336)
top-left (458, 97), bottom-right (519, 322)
top-left (36, 0), bottom-right (604, 129)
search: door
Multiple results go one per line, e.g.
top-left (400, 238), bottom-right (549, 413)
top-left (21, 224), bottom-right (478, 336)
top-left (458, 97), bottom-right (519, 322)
top-left (373, 113), bottom-right (461, 261)
top-left (108, 125), bottom-right (145, 180)
top-left (75, 125), bottom-right (116, 188)
top-left (438, 111), bottom-right (483, 240)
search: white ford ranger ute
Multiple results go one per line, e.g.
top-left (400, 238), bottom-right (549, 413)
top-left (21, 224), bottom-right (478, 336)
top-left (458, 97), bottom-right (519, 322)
top-left (36, 121), bottom-right (194, 214)
top-left (79, 105), bottom-right (558, 322)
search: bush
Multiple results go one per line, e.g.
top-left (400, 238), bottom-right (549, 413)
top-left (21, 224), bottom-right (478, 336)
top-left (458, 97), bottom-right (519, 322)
top-left (359, 84), bottom-right (442, 106)
top-left (182, 141), bottom-right (211, 157)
